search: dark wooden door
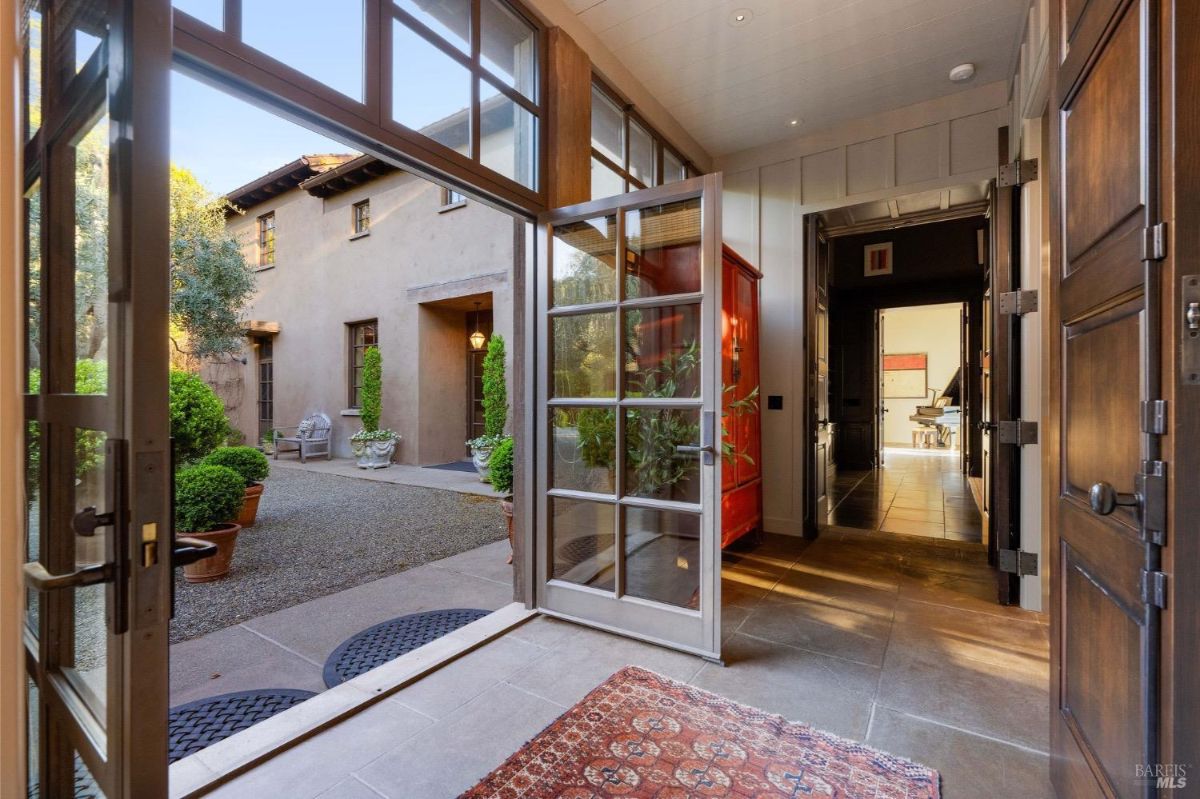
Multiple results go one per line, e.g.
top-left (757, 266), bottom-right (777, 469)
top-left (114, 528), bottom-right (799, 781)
top-left (1049, 0), bottom-right (1170, 795)
top-left (806, 215), bottom-right (832, 533)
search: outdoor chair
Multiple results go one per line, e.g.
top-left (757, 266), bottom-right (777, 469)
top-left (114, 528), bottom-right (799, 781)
top-left (273, 412), bottom-right (332, 463)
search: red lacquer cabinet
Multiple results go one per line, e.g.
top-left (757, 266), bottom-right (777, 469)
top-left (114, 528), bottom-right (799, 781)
top-left (721, 245), bottom-right (762, 547)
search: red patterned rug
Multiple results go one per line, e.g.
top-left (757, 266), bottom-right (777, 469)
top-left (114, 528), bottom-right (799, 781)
top-left (462, 666), bottom-right (939, 798)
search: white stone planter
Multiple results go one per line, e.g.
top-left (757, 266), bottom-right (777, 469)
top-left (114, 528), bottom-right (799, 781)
top-left (352, 436), bottom-right (399, 469)
top-left (471, 445), bottom-right (494, 482)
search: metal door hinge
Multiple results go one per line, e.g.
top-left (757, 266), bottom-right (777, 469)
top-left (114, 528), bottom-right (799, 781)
top-left (1141, 570), bottom-right (1167, 609)
top-left (998, 549), bottom-right (1039, 576)
top-left (1138, 460), bottom-right (1167, 543)
top-left (997, 290), bottom-right (1039, 315)
top-left (998, 158), bottom-right (1039, 187)
top-left (1143, 222), bottom-right (1167, 261)
top-left (997, 420), bottom-right (1038, 445)
top-left (1140, 400), bottom-right (1167, 434)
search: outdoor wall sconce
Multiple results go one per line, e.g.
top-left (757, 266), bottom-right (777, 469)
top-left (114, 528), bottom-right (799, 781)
top-left (469, 301), bottom-right (487, 351)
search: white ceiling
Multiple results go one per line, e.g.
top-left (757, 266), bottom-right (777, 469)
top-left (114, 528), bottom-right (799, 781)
top-left (564, 0), bottom-right (1028, 156)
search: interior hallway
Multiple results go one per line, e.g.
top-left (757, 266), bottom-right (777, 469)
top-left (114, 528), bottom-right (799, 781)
top-left (829, 448), bottom-right (983, 542)
top-left (197, 531), bottom-right (1051, 798)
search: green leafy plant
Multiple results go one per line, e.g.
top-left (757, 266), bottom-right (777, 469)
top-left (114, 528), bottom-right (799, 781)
top-left (574, 408), bottom-right (617, 471)
top-left (481, 334), bottom-right (507, 438)
top-left (488, 436), bottom-right (515, 497)
top-left (466, 433), bottom-right (502, 451)
top-left (350, 428), bottom-right (400, 444)
top-left (26, 361), bottom-right (108, 501)
top-left (202, 446), bottom-right (269, 486)
top-left (174, 464), bottom-right (245, 532)
top-left (360, 345), bottom-right (382, 433)
top-left (170, 370), bottom-right (230, 465)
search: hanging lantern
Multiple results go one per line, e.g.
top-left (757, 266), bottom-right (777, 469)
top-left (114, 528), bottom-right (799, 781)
top-left (469, 301), bottom-right (487, 351)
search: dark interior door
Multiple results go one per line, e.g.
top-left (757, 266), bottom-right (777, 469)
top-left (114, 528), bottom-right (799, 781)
top-left (1049, 0), bottom-right (1167, 795)
top-left (806, 215), bottom-right (832, 533)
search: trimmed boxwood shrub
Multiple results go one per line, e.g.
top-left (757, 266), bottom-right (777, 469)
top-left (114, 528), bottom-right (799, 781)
top-left (175, 464), bottom-right (245, 533)
top-left (202, 446), bottom-right (269, 485)
top-left (170, 370), bottom-right (229, 465)
top-left (488, 436), bottom-right (514, 497)
top-left (360, 346), bottom-right (382, 433)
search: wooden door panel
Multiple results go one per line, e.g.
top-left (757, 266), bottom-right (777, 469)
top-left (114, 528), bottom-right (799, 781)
top-left (1062, 302), bottom-right (1142, 513)
top-left (1063, 5), bottom-right (1145, 265)
top-left (1051, 0), bottom-right (1161, 795)
top-left (1062, 549), bottom-right (1145, 799)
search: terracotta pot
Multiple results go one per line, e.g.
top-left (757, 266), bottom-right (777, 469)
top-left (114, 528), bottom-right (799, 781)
top-left (237, 482), bottom-right (264, 528)
top-left (181, 522), bottom-right (241, 583)
top-left (501, 498), bottom-right (514, 564)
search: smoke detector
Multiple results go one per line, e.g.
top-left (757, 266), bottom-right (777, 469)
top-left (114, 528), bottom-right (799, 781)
top-left (949, 63), bottom-right (976, 82)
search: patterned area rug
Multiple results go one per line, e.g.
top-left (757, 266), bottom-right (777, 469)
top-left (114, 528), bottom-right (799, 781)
top-left (462, 666), bottom-right (939, 798)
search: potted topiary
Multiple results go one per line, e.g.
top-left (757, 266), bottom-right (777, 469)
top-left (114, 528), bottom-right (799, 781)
top-left (175, 463), bottom-right (246, 583)
top-left (202, 446), bottom-right (270, 528)
top-left (468, 334), bottom-right (506, 480)
top-left (350, 346), bottom-right (400, 468)
top-left (170, 369), bottom-right (231, 465)
top-left (488, 436), bottom-right (515, 564)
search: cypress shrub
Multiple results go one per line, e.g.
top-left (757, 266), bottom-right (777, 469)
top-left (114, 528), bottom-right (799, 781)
top-left (482, 334), bottom-right (506, 438)
top-left (360, 346), bottom-right (382, 433)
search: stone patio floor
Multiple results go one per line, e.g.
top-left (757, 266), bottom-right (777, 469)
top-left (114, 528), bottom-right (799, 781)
top-left (187, 529), bottom-right (1054, 799)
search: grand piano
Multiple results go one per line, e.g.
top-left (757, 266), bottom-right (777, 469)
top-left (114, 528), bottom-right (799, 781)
top-left (908, 368), bottom-right (962, 448)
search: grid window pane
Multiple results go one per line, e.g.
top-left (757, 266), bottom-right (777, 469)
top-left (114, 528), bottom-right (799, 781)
top-left (349, 321), bottom-right (378, 407)
top-left (392, 19), bottom-right (471, 155)
top-left (551, 216), bottom-right (617, 307)
top-left (395, 0), bottom-right (470, 53)
top-left (480, 0), bottom-right (536, 101)
top-left (550, 497), bottom-right (615, 591)
top-left (663, 147), bottom-right (686, 185)
top-left (24, 9), bottom-right (42, 140)
top-left (624, 507), bottom-right (700, 608)
top-left (244, 1), bottom-right (365, 101)
top-left (625, 407), bottom-right (701, 503)
top-left (624, 303), bottom-right (701, 399)
top-left (551, 407), bottom-right (616, 494)
top-left (628, 119), bottom-right (655, 186)
top-left (258, 212), bottom-right (275, 266)
top-left (591, 86), bottom-right (623, 165)
top-left (74, 114), bottom-right (109, 394)
top-left (624, 197), bottom-right (702, 299)
top-left (353, 200), bottom-right (370, 234)
top-left (480, 80), bottom-right (537, 190)
top-left (590, 158), bottom-right (625, 202)
top-left (551, 312), bottom-right (616, 399)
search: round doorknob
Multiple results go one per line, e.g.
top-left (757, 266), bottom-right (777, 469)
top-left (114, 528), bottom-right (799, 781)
top-left (1089, 482), bottom-right (1138, 515)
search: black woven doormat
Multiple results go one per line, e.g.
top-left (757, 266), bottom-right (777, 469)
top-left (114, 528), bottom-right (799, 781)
top-left (425, 460), bottom-right (479, 473)
top-left (323, 608), bottom-right (489, 688)
top-left (168, 689), bottom-right (316, 763)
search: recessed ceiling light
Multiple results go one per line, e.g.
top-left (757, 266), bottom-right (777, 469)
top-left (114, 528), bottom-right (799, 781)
top-left (728, 8), bottom-right (753, 26)
top-left (789, 119), bottom-right (800, 126)
top-left (949, 63), bottom-right (976, 82)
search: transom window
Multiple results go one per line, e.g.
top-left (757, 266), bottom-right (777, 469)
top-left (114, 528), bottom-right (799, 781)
top-left (440, 186), bottom-right (467, 209)
top-left (348, 320), bottom-right (379, 408)
top-left (352, 199), bottom-right (370, 235)
top-left (257, 211), bottom-right (275, 267)
top-left (590, 79), bottom-right (695, 201)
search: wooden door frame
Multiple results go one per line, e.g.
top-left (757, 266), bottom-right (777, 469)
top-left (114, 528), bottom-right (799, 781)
top-left (803, 213), bottom-right (829, 537)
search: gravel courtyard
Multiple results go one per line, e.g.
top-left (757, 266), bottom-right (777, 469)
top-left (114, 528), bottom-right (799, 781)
top-left (170, 468), bottom-right (507, 643)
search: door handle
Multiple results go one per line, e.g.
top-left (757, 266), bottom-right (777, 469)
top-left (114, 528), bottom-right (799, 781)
top-left (172, 536), bottom-right (219, 568)
top-left (1089, 481), bottom-right (1139, 515)
top-left (676, 410), bottom-right (717, 465)
top-left (23, 561), bottom-right (113, 591)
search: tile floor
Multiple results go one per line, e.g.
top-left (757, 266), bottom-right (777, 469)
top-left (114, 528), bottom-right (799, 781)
top-left (199, 528), bottom-right (1052, 799)
top-left (829, 448), bottom-right (983, 542)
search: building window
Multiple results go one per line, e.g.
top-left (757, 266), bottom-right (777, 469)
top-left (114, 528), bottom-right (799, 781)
top-left (256, 336), bottom-right (274, 444)
top-left (257, 212), bottom-right (276, 266)
top-left (590, 79), bottom-right (696, 201)
top-left (352, 199), bottom-right (370, 235)
top-left (439, 186), bottom-right (467, 211)
top-left (348, 320), bottom-right (379, 408)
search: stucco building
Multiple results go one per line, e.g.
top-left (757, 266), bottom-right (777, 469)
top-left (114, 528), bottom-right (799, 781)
top-left (215, 154), bottom-right (515, 464)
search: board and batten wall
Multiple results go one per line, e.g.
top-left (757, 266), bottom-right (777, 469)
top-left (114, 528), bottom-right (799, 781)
top-left (715, 81), bottom-right (1007, 536)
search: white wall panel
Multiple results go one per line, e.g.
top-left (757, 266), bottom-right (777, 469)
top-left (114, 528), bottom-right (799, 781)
top-left (950, 111), bottom-right (998, 175)
top-left (894, 124), bottom-right (943, 186)
top-left (801, 149), bottom-right (842, 204)
top-left (845, 136), bottom-right (891, 196)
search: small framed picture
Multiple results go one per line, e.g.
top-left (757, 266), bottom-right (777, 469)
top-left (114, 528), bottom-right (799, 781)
top-left (864, 242), bottom-right (893, 277)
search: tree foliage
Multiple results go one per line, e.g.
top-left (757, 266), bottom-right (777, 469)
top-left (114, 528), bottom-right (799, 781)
top-left (482, 334), bottom-right (507, 438)
top-left (202, 446), bottom-right (269, 486)
top-left (360, 346), bottom-right (382, 432)
top-left (170, 370), bottom-right (230, 465)
top-left (170, 166), bottom-right (257, 359)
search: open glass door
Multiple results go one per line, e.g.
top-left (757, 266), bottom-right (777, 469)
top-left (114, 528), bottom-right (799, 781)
top-left (535, 175), bottom-right (722, 659)
top-left (22, 1), bottom-right (172, 796)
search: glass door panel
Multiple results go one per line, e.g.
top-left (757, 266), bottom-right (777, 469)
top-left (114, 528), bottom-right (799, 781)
top-left (536, 175), bottom-right (722, 658)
